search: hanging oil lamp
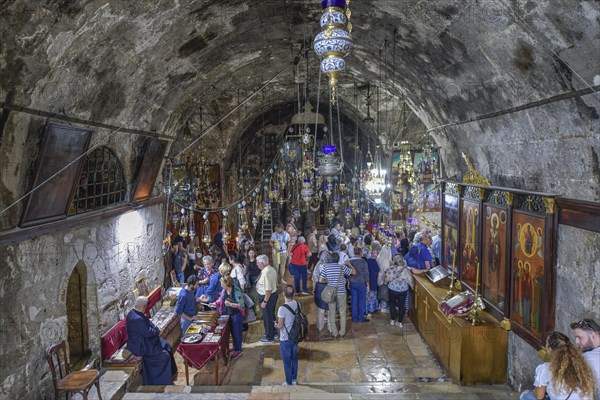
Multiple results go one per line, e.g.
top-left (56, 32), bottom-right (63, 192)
top-left (202, 212), bottom-right (212, 245)
top-left (188, 206), bottom-right (195, 241)
top-left (345, 208), bottom-right (353, 225)
top-left (333, 196), bottom-right (340, 212)
top-left (314, 0), bottom-right (353, 105)
top-left (221, 210), bottom-right (230, 242)
top-left (179, 208), bottom-right (188, 238)
top-left (301, 178), bottom-right (314, 203)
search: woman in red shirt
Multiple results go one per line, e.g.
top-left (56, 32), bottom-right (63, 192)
top-left (289, 236), bottom-right (312, 294)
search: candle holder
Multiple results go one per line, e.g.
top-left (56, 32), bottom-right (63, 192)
top-left (444, 269), bottom-right (457, 301)
top-left (444, 249), bottom-right (458, 300)
top-left (466, 262), bottom-right (483, 326)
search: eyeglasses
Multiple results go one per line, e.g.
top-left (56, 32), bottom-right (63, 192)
top-left (572, 319), bottom-right (600, 332)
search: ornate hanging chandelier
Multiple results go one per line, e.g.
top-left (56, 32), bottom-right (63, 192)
top-left (318, 144), bottom-right (343, 181)
top-left (314, 0), bottom-right (353, 104)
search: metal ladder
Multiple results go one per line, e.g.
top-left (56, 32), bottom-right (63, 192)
top-left (260, 202), bottom-right (280, 242)
top-left (260, 203), bottom-right (273, 242)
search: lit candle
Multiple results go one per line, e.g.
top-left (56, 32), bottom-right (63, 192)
top-left (452, 247), bottom-right (456, 272)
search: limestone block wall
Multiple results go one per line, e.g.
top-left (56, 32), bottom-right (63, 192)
top-left (0, 202), bottom-right (165, 399)
top-left (508, 224), bottom-right (600, 391)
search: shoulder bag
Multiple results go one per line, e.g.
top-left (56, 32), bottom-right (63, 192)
top-left (321, 265), bottom-right (344, 303)
top-left (377, 283), bottom-right (389, 302)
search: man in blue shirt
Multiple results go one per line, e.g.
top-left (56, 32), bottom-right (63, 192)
top-left (176, 275), bottom-right (198, 334)
top-left (172, 242), bottom-right (187, 283)
top-left (414, 235), bottom-right (433, 274)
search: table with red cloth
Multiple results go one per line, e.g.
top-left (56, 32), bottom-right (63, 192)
top-left (176, 315), bottom-right (230, 386)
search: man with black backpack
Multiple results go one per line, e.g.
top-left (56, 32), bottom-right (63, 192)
top-left (275, 285), bottom-right (308, 386)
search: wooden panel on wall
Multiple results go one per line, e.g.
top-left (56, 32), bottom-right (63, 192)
top-left (481, 204), bottom-right (509, 316)
top-left (20, 123), bottom-right (92, 227)
top-left (132, 139), bottom-right (168, 203)
top-left (459, 199), bottom-right (481, 290)
top-left (440, 180), bottom-right (558, 349)
top-left (557, 198), bottom-right (600, 233)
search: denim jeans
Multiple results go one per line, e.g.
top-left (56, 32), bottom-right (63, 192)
top-left (280, 340), bottom-right (298, 384)
top-left (350, 282), bottom-right (367, 322)
top-left (180, 317), bottom-right (192, 335)
top-left (290, 263), bottom-right (308, 292)
top-left (519, 390), bottom-right (549, 400)
top-left (229, 312), bottom-right (244, 351)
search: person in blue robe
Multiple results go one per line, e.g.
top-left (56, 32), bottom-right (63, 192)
top-left (126, 296), bottom-right (177, 385)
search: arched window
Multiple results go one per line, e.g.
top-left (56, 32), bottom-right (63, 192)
top-left (69, 146), bottom-right (126, 214)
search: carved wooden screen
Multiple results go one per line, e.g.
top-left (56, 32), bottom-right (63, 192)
top-left (441, 180), bottom-right (557, 349)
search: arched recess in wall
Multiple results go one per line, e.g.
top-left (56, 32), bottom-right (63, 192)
top-left (66, 260), bottom-right (89, 368)
top-left (65, 259), bottom-right (100, 369)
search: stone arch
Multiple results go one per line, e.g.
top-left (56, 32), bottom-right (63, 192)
top-left (65, 260), bottom-right (101, 368)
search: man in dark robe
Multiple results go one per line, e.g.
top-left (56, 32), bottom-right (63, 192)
top-left (126, 297), bottom-right (177, 385)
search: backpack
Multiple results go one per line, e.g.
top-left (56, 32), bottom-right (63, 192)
top-left (282, 302), bottom-right (309, 343)
top-left (404, 245), bottom-right (420, 269)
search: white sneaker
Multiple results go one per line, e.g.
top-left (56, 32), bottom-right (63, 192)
top-left (390, 320), bottom-right (395, 326)
top-left (397, 322), bottom-right (403, 328)
top-left (292, 380), bottom-right (297, 385)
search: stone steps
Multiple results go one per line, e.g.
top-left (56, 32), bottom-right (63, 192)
top-left (122, 382), bottom-right (519, 399)
top-left (71, 368), bottom-right (139, 400)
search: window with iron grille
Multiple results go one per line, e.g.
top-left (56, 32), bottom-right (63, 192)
top-left (69, 146), bottom-right (126, 215)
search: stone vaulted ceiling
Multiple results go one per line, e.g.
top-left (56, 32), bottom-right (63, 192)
top-left (1, 0), bottom-right (599, 200)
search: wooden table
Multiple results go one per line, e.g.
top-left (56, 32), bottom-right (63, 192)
top-left (409, 275), bottom-right (509, 385)
top-left (176, 316), bottom-right (230, 386)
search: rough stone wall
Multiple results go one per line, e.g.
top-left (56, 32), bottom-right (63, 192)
top-left (436, 98), bottom-right (600, 200)
top-left (0, 201), bottom-right (165, 399)
top-left (1, 0), bottom-right (599, 394)
top-left (508, 225), bottom-right (600, 391)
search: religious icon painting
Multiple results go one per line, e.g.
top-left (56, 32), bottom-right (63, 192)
top-left (509, 210), bottom-right (550, 347)
top-left (459, 199), bottom-right (480, 291)
top-left (443, 195), bottom-right (459, 271)
top-left (481, 205), bottom-right (508, 315)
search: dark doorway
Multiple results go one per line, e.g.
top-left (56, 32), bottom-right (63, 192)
top-left (66, 261), bottom-right (90, 369)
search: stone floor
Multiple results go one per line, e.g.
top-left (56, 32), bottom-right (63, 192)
top-left (120, 270), bottom-right (519, 400)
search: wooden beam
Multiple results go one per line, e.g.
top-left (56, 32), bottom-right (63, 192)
top-left (0, 196), bottom-right (166, 246)
top-left (557, 197), bottom-right (600, 233)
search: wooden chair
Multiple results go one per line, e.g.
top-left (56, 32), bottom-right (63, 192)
top-left (46, 341), bottom-right (102, 400)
